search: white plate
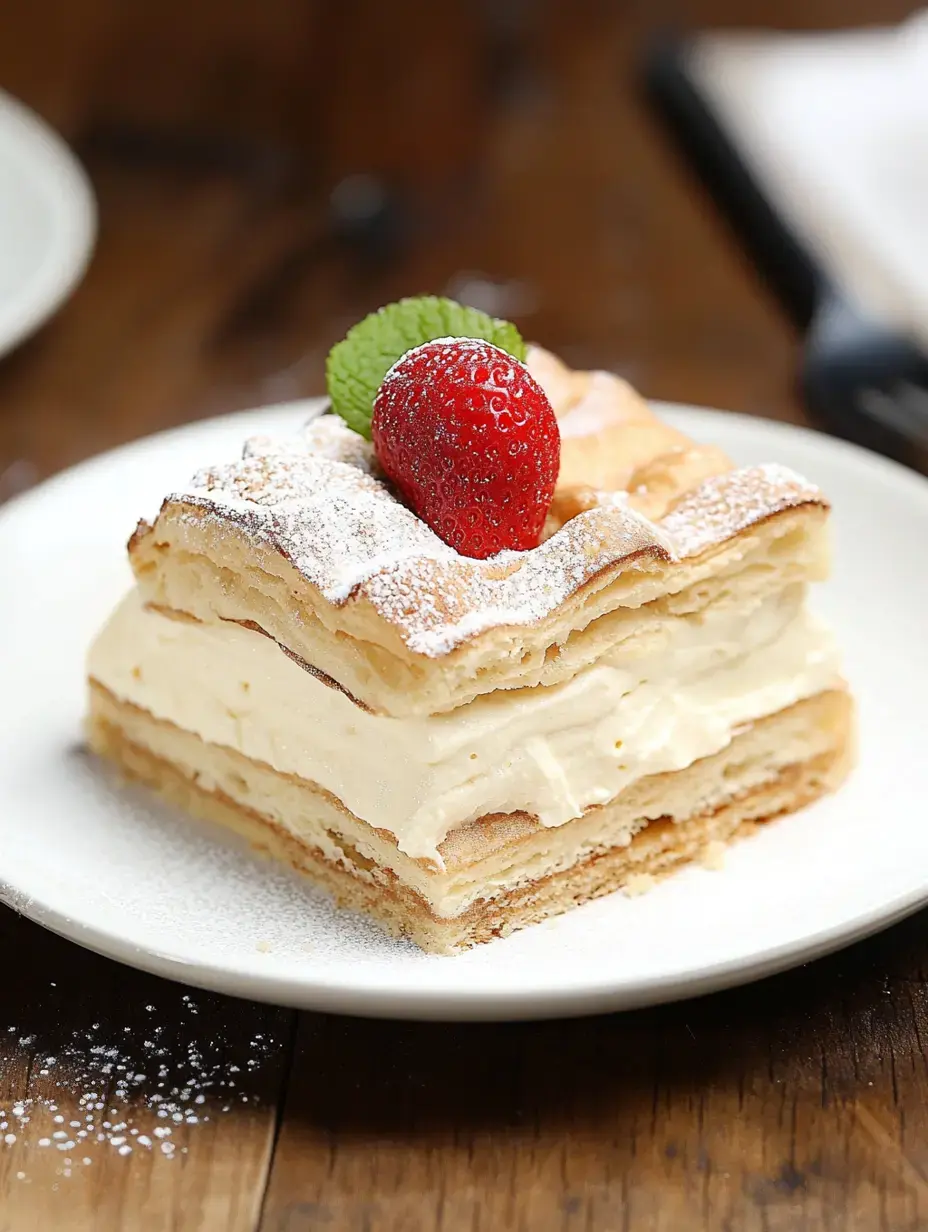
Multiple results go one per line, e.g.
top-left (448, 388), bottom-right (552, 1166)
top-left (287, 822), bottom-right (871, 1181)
top-left (1, 405), bottom-right (925, 1021)
top-left (0, 90), bottom-right (95, 356)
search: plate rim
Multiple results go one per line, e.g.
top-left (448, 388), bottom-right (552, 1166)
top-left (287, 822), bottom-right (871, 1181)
top-left (0, 88), bottom-right (96, 357)
top-left (4, 879), bottom-right (926, 1022)
top-left (3, 404), bottom-right (928, 1020)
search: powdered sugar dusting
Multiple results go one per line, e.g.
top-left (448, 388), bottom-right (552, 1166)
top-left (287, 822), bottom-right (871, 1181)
top-left (299, 414), bottom-right (376, 471)
top-left (382, 335), bottom-right (509, 383)
top-left (0, 989), bottom-right (282, 1182)
top-left (183, 443), bottom-right (458, 614)
top-left (163, 415), bottom-right (826, 658)
top-left (662, 463), bottom-right (825, 559)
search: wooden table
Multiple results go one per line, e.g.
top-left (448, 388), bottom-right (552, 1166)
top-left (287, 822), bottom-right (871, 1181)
top-left (1, 1), bottom-right (923, 1228)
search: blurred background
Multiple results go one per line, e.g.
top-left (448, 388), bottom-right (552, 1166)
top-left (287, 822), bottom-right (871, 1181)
top-left (0, 0), bottom-right (925, 501)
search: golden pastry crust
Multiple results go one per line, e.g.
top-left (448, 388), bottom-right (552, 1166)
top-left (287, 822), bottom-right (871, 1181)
top-left (87, 683), bottom-right (853, 954)
top-left (88, 343), bottom-right (852, 954)
top-left (128, 347), bottom-right (829, 716)
top-left (535, 345), bottom-right (734, 525)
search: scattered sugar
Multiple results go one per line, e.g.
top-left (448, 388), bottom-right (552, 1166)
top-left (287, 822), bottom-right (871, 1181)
top-left (0, 994), bottom-right (279, 1183)
top-left (163, 416), bottom-right (824, 659)
top-left (661, 464), bottom-right (824, 560)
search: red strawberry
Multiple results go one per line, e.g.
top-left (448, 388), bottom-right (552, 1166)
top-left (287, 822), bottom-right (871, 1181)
top-left (371, 339), bottom-right (560, 559)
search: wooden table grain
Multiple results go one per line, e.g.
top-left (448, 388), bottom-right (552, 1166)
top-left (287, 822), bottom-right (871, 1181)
top-left (0, 1), bottom-right (923, 1228)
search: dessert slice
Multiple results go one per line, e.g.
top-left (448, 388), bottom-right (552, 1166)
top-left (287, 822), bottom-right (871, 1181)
top-left (87, 299), bottom-right (852, 953)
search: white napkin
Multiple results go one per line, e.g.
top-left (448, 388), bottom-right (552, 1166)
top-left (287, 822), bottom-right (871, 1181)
top-left (687, 12), bottom-right (928, 346)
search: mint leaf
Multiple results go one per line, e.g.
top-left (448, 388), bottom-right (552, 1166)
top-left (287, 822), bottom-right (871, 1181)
top-left (325, 296), bottom-right (527, 439)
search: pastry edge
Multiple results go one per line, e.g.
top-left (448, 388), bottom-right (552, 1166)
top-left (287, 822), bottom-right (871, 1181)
top-left (86, 685), bottom-right (854, 954)
top-left (128, 500), bottom-right (831, 718)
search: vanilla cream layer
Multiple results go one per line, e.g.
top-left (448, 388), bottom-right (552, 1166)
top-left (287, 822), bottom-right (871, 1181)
top-left (88, 589), bottom-right (841, 860)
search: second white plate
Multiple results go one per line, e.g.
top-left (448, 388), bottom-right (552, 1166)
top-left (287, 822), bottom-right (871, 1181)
top-left (0, 405), bottom-right (925, 1020)
top-left (0, 89), bottom-right (95, 356)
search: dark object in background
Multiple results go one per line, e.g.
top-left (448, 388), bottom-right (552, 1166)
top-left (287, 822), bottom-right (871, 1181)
top-left (644, 34), bottom-right (928, 472)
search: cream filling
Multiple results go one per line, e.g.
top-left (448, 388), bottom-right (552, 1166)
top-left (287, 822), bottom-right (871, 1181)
top-left (88, 589), bottom-right (841, 861)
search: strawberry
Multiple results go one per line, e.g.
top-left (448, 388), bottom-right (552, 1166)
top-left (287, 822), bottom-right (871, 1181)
top-left (371, 338), bottom-right (561, 559)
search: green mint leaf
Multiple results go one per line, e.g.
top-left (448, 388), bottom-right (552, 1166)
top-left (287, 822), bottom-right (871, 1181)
top-left (325, 296), bottom-right (527, 439)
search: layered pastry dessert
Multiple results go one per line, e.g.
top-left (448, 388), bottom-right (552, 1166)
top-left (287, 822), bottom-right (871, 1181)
top-left (87, 297), bottom-right (853, 953)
